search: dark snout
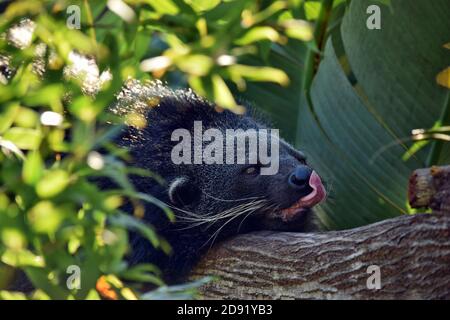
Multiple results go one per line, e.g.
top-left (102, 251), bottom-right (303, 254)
top-left (288, 165), bottom-right (313, 197)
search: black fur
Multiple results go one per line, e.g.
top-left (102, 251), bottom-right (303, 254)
top-left (106, 80), bottom-right (321, 283)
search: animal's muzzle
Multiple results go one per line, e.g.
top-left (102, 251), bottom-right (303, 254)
top-left (288, 165), bottom-right (313, 194)
top-left (287, 165), bottom-right (326, 208)
top-left (262, 166), bottom-right (327, 225)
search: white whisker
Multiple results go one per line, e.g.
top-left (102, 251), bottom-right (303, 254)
top-left (200, 199), bottom-right (269, 250)
top-left (202, 191), bottom-right (264, 203)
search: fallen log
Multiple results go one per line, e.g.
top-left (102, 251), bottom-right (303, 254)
top-left (191, 213), bottom-right (450, 299)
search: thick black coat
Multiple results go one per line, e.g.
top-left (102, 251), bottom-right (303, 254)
top-left (108, 80), bottom-right (320, 283)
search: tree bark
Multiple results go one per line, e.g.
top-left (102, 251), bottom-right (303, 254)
top-left (191, 213), bottom-right (450, 299)
top-left (409, 165), bottom-right (450, 212)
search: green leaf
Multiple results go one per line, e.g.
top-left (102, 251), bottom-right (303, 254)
top-left (296, 0), bottom-right (450, 229)
top-left (186, 0), bottom-right (221, 12)
top-left (304, 1), bottom-right (322, 20)
top-left (0, 137), bottom-right (25, 160)
top-left (120, 264), bottom-right (164, 286)
top-left (22, 151), bottom-right (43, 185)
top-left (1, 228), bottom-right (27, 250)
top-left (241, 0), bottom-right (449, 230)
top-left (1, 249), bottom-right (44, 268)
top-left (141, 276), bottom-right (214, 300)
top-left (69, 96), bottom-right (103, 123)
top-left (298, 39), bottom-right (415, 229)
top-left (228, 64), bottom-right (289, 86)
top-left (14, 107), bottom-right (39, 128)
top-left (22, 84), bottom-right (64, 112)
top-left (110, 213), bottom-right (160, 249)
top-left (340, 0), bottom-right (450, 165)
top-left (0, 291), bottom-right (28, 300)
top-left (2, 127), bottom-right (42, 150)
top-left (176, 54), bottom-right (213, 77)
top-left (35, 169), bottom-right (70, 198)
top-left (235, 27), bottom-right (280, 45)
top-left (212, 74), bottom-right (239, 111)
top-left (146, 0), bottom-right (180, 15)
top-left (27, 201), bottom-right (65, 234)
top-left (0, 103), bottom-right (20, 133)
top-left (230, 41), bottom-right (307, 143)
top-left (24, 267), bottom-right (70, 299)
top-left (125, 192), bottom-right (175, 223)
top-left (283, 20), bottom-right (313, 41)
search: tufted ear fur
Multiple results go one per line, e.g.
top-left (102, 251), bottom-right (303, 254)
top-left (168, 176), bottom-right (201, 207)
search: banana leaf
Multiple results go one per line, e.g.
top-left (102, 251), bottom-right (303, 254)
top-left (239, 0), bottom-right (450, 229)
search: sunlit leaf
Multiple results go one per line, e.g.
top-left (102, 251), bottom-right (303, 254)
top-left (69, 96), bottom-right (102, 123)
top-left (304, 1), bottom-right (322, 20)
top-left (22, 150), bottom-right (43, 185)
top-left (1, 249), bottom-right (44, 268)
top-left (235, 27), bottom-right (280, 45)
top-left (436, 67), bottom-right (450, 89)
top-left (228, 65), bottom-right (289, 86)
top-left (1, 228), bottom-right (27, 250)
top-left (110, 213), bottom-right (160, 249)
top-left (14, 107), bottom-right (39, 128)
top-left (27, 201), bottom-right (65, 234)
top-left (2, 128), bottom-right (42, 150)
top-left (212, 74), bottom-right (240, 111)
top-left (176, 54), bottom-right (213, 77)
top-left (107, 0), bottom-right (136, 23)
top-left (0, 103), bottom-right (20, 134)
top-left (0, 291), bottom-right (28, 300)
top-left (146, 0), bottom-right (180, 15)
top-left (283, 20), bottom-right (314, 41)
top-left (35, 169), bottom-right (70, 198)
top-left (186, 0), bottom-right (220, 12)
top-left (0, 137), bottom-right (25, 159)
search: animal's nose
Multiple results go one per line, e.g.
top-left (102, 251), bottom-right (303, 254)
top-left (288, 165), bottom-right (313, 190)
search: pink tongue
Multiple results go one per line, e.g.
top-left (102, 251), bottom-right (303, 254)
top-left (298, 171), bottom-right (326, 206)
top-left (277, 170), bottom-right (326, 222)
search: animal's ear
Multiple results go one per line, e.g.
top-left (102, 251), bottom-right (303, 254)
top-left (168, 177), bottom-right (201, 207)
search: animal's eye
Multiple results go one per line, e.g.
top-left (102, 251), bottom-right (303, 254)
top-left (243, 165), bottom-right (260, 175)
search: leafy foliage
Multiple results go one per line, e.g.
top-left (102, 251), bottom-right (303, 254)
top-left (0, 0), bottom-right (314, 299)
top-left (1, 0), bottom-right (448, 299)
top-left (235, 0), bottom-right (450, 229)
top-left (297, 0), bottom-right (450, 229)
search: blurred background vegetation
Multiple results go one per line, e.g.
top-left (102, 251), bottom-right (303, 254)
top-left (0, 0), bottom-right (449, 299)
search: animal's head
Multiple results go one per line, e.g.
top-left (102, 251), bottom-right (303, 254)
top-left (166, 136), bottom-right (326, 241)
top-left (114, 81), bottom-right (327, 248)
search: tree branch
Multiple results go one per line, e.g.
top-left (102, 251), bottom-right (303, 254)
top-left (191, 213), bottom-right (450, 299)
top-left (409, 165), bottom-right (450, 212)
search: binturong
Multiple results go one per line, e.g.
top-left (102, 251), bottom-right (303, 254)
top-left (104, 80), bottom-right (327, 284)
